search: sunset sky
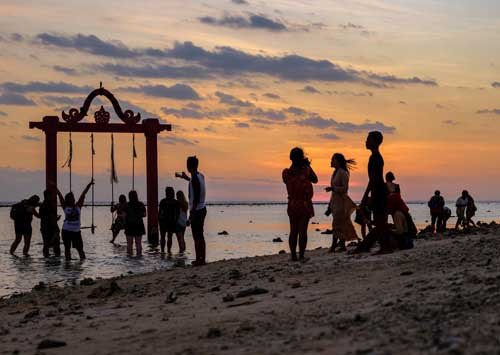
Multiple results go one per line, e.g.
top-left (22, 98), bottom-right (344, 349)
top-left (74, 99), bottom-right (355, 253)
top-left (1, 0), bottom-right (500, 202)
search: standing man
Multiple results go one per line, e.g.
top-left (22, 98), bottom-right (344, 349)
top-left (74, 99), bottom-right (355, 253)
top-left (428, 190), bottom-right (445, 233)
top-left (39, 189), bottom-right (61, 257)
top-left (177, 156), bottom-right (207, 266)
top-left (358, 131), bottom-right (390, 253)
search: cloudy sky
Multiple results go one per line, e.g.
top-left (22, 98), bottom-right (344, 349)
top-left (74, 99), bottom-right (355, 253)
top-left (1, 0), bottom-right (500, 202)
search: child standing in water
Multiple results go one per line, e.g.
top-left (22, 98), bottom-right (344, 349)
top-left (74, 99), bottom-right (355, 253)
top-left (159, 187), bottom-right (179, 255)
top-left (175, 190), bottom-right (188, 254)
top-left (56, 180), bottom-right (93, 261)
top-left (110, 194), bottom-right (127, 244)
top-left (124, 190), bottom-right (146, 257)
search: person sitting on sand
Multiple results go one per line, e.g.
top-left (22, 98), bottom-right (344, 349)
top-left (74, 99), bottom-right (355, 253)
top-left (110, 194), bottom-right (127, 244)
top-left (385, 171), bottom-right (401, 194)
top-left (428, 190), bottom-right (445, 233)
top-left (124, 190), bottom-right (146, 257)
top-left (325, 153), bottom-right (358, 252)
top-left (9, 194), bottom-right (40, 256)
top-left (355, 131), bottom-right (390, 253)
top-left (282, 147), bottom-right (318, 261)
top-left (175, 190), bottom-right (188, 254)
top-left (439, 206), bottom-right (452, 232)
top-left (354, 205), bottom-right (372, 240)
top-left (465, 191), bottom-right (477, 228)
top-left (55, 181), bottom-right (93, 261)
top-left (455, 191), bottom-right (468, 230)
top-left (159, 187), bottom-right (180, 255)
top-left (39, 189), bottom-right (61, 258)
top-left (177, 156), bottom-right (207, 266)
top-left (387, 191), bottom-right (416, 250)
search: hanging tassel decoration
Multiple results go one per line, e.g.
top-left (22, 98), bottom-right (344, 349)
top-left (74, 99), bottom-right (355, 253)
top-left (62, 132), bottom-right (73, 169)
top-left (110, 134), bottom-right (119, 184)
top-left (132, 133), bottom-right (136, 190)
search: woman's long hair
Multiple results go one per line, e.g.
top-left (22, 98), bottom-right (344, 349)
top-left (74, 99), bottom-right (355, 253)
top-left (333, 153), bottom-right (356, 175)
top-left (176, 190), bottom-right (188, 211)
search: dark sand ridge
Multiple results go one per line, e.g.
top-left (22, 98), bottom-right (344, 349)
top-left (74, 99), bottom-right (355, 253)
top-left (1, 224), bottom-right (500, 355)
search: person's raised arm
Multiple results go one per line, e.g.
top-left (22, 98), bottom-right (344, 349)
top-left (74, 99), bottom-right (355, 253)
top-left (56, 188), bottom-right (65, 209)
top-left (77, 180), bottom-right (94, 208)
top-left (176, 172), bottom-right (191, 181)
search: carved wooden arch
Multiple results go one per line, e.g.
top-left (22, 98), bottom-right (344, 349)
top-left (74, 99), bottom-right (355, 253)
top-left (62, 85), bottom-right (141, 124)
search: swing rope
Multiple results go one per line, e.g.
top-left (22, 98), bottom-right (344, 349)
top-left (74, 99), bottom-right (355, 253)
top-left (62, 132), bottom-right (73, 192)
top-left (110, 134), bottom-right (119, 220)
top-left (132, 133), bottom-right (137, 190)
top-left (90, 133), bottom-right (96, 234)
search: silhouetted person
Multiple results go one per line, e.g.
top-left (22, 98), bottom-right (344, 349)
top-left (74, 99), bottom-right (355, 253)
top-left (357, 131), bottom-right (390, 253)
top-left (283, 147), bottom-right (318, 261)
top-left (175, 190), bottom-right (188, 254)
top-left (385, 171), bottom-right (400, 194)
top-left (455, 191), bottom-right (468, 230)
top-left (177, 156), bottom-right (207, 266)
top-left (124, 190), bottom-right (146, 257)
top-left (465, 190), bottom-right (477, 228)
top-left (39, 189), bottom-right (61, 257)
top-left (56, 181), bottom-right (93, 261)
top-left (354, 205), bottom-right (372, 240)
top-left (387, 191), bottom-right (416, 250)
top-left (439, 206), bottom-right (452, 232)
top-left (428, 190), bottom-right (445, 233)
top-left (110, 194), bottom-right (127, 244)
top-left (10, 195), bottom-right (40, 256)
top-left (159, 187), bottom-right (180, 255)
top-left (325, 153), bottom-right (357, 252)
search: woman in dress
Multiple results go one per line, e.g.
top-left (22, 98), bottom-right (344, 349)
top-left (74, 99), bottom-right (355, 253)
top-left (326, 153), bottom-right (358, 252)
top-left (282, 147), bottom-right (318, 261)
top-left (110, 194), bottom-right (127, 244)
top-left (124, 190), bottom-right (146, 257)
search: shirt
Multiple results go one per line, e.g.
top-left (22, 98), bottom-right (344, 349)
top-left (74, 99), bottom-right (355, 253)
top-left (189, 172), bottom-right (206, 211)
top-left (62, 207), bottom-right (81, 232)
top-left (456, 197), bottom-right (468, 208)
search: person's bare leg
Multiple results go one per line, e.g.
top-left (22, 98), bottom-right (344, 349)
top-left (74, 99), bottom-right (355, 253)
top-left (288, 217), bottom-right (299, 261)
top-left (23, 233), bottom-right (32, 256)
top-left (176, 231), bottom-right (186, 253)
top-left (10, 235), bottom-right (22, 255)
top-left (126, 235), bottom-right (133, 256)
top-left (167, 232), bottom-right (173, 254)
top-left (298, 217), bottom-right (309, 260)
top-left (160, 230), bottom-right (166, 254)
top-left (77, 247), bottom-right (86, 260)
top-left (135, 236), bottom-right (142, 257)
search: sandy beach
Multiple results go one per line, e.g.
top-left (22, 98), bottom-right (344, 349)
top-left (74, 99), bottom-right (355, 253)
top-left (1, 224), bottom-right (500, 355)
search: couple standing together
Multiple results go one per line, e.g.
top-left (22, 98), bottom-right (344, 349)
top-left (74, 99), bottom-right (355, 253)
top-left (282, 131), bottom-right (386, 260)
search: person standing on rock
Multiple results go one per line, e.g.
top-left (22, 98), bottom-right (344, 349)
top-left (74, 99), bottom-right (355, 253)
top-left (177, 156), bottom-right (207, 266)
top-left (428, 190), bottom-right (445, 233)
top-left (325, 153), bottom-right (358, 252)
top-left (282, 147), bottom-right (318, 261)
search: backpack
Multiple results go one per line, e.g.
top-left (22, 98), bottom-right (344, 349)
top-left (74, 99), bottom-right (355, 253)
top-left (10, 201), bottom-right (26, 222)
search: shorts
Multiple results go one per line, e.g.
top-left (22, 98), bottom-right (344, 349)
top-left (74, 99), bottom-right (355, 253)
top-left (160, 224), bottom-right (176, 236)
top-left (62, 229), bottom-right (83, 250)
top-left (112, 217), bottom-right (125, 233)
top-left (190, 207), bottom-right (207, 241)
top-left (14, 223), bottom-right (32, 236)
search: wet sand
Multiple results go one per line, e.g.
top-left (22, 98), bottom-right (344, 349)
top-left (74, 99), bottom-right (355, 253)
top-left (1, 224), bottom-right (500, 355)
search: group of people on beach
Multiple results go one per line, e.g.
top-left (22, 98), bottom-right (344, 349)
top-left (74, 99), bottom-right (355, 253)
top-left (282, 130), bottom-right (416, 261)
top-left (9, 156), bottom-right (208, 266)
top-left (427, 189), bottom-right (477, 233)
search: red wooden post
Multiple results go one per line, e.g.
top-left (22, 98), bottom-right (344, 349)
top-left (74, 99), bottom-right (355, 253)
top-left (43, 116), bottom-right (59, 208)
top-left (144, 118), bottom-right (160, 246)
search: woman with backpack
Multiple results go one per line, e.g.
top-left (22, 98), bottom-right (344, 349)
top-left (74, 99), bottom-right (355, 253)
top-left (55, 180), bottom-right (94, 261)
top-left (10, 195), bottom-right (40, 256)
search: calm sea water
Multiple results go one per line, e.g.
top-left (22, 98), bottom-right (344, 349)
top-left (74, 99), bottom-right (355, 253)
top-left (1, 202), bottom-right (500, 297)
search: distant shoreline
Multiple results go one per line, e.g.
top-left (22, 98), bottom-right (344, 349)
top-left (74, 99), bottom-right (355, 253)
top-left (1, 200), bottom-right (500, 208)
